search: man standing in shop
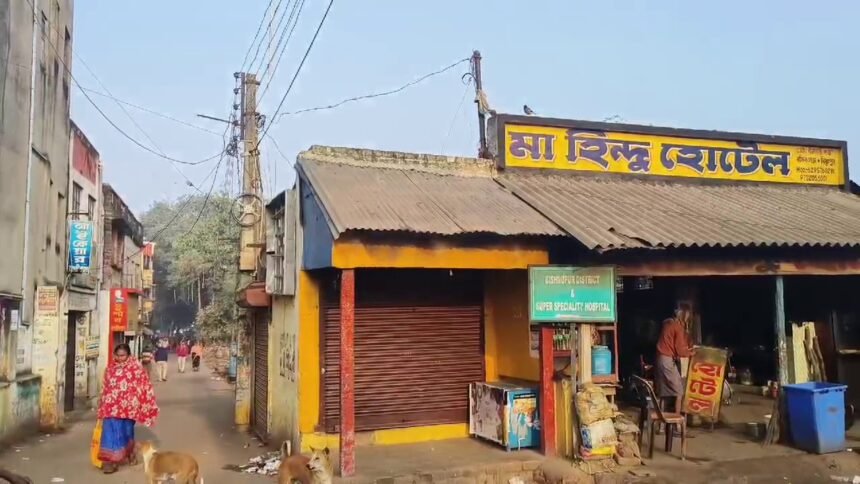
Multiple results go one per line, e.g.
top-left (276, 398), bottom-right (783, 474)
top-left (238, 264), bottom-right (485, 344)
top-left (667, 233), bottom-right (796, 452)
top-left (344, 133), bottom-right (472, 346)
top-left (655, 304), bottom-right (694, 413)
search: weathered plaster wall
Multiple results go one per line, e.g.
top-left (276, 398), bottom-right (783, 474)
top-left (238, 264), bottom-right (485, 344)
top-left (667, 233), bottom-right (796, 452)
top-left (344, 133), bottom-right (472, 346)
top-left (0, 0), bottom-right (32, 298)
top-left (270, 296), bottom-right (298, 445)
top-left (0, 376), bottom-right (40, 446)
top-left (270, 189), bottom-right (301, 448)
top-left (1, 0), bottom-right (74, 441)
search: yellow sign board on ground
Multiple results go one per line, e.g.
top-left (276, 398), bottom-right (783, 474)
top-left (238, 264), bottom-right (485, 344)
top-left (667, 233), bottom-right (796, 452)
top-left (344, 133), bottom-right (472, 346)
top-left (682, 346), bottom-right (729, 420)
top-left (500, 119), bottom-right (846, 186)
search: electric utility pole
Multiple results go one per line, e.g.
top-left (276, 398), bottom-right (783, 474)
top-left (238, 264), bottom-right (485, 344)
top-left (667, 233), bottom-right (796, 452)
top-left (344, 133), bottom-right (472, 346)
top-left (471, 50), bottom-right (491, 159)
top-left (234, 72), bottom-right (263, 431)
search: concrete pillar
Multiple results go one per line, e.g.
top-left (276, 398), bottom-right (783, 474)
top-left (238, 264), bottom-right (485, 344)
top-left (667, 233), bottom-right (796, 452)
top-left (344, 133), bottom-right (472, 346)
top-left (775, 276), bottom-right (788, 385)
top-left (234, 314), bottom-right (251, 431)
top-left (539, 326), bottom-right (557, 456)
top-left (339, 269), bottom-right (355, 477)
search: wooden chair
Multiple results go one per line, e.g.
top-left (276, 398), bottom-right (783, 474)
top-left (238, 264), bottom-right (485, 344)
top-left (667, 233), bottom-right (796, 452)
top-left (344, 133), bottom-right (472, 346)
top-left (631, 375), bottom-right (687, 460)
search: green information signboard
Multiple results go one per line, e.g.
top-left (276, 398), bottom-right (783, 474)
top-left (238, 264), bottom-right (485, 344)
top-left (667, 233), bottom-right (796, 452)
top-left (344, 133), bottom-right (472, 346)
top-left (529, 266), bottom-right (617, 324)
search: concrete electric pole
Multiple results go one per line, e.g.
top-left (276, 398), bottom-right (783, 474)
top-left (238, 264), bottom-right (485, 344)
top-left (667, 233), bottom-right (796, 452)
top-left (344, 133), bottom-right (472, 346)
top-left (234, 72), bottom-right (264, 430)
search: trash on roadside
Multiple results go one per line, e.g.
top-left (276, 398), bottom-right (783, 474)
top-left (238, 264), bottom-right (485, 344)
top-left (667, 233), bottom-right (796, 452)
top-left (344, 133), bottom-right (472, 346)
top-left (50, 478), bottom-right (64, 483)
top-left (830, 476), bottom-right (860, 484)
top-left (225, 451), bottom-right (282, 476)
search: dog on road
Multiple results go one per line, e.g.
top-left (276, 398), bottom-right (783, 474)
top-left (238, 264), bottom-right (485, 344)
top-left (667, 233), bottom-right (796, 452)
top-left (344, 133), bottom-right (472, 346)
top-left (137, 440), bottom-right (202, 484)
top-left (278, 441), bottom-right (333, 484)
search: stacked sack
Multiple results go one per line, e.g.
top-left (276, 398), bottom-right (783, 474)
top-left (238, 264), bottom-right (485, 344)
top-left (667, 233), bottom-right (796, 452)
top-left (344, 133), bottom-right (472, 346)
top-left (613, 414), bottom-right (642, 466)
top-left (575, 383), bottom-right (618, 459)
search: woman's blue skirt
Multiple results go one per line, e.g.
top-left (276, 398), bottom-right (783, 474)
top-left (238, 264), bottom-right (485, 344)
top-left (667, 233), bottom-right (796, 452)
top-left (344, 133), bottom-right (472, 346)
top-left (98, 418), bottom-right (135, 463)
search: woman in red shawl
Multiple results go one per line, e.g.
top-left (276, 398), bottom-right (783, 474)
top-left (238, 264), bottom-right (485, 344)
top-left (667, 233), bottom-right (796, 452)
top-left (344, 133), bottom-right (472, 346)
top-left (97, 343), bottom-right (159, 474)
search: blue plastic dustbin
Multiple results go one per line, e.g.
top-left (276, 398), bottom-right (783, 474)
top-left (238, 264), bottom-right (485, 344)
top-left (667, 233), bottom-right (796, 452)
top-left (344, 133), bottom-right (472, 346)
top-left (783, 382), bottom-right (847, 454)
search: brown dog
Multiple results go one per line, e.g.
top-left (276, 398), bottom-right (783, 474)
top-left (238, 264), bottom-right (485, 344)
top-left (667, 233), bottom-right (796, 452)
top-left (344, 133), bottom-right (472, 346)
top-left (138, 440), bottom-right (202, 484)
top-left (278, 441), bottom-right (333, 484)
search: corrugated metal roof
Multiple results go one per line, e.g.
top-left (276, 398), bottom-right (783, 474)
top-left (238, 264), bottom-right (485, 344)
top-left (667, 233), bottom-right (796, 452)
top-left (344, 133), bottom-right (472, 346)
top-left (297, 147), bottom-right (563, 237)
top-left (498, 172), bottom-right (860, 251)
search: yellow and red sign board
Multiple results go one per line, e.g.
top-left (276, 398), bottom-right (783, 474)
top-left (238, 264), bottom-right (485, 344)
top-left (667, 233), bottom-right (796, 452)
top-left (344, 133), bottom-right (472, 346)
top-left (682, 346), bottom-right (729, 419)
top-left (499, 117), bottom-right (847, 187)
top-left (109, 289), bottom-right (128, 331)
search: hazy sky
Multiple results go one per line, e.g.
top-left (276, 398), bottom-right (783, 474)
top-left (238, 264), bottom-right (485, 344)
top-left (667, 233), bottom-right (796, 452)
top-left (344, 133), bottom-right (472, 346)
top-left (72, 1), bottom-right (860, 213)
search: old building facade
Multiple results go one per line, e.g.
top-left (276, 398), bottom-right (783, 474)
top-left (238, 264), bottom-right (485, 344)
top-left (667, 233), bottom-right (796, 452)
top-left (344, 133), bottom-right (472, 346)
top-left (64, 121), bottom-right (102, 411)
top-left (0, 0), bottom-right (75, 442)
top-left (97, 184), bottom-right (145, 376)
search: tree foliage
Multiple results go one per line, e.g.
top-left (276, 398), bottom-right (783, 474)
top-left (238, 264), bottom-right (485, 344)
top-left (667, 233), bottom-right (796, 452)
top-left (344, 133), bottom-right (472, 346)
top-left (141, 193), bottom-right (240, 341)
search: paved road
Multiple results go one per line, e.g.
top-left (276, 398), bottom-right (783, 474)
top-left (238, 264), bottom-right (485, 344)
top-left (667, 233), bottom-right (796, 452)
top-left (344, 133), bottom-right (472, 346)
top-left (0, 356), bottom-right (270, 484)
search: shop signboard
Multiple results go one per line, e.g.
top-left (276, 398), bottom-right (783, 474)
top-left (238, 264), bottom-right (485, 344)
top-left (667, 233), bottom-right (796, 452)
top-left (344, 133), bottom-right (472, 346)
top-left (497, 115), bottom-right (847, 187)
top-left (68, 220), bottom-right (94, 272)
top-left (110, 289), bottom-right (128, 331)
top-left (529, 266), bottom-right (616, 324)
top-left (85, 335), bottom-right (100, 359)
top-left (682, 346), bottom-right (729, 420)
top-left (32, 286), bottom-right (60, 406)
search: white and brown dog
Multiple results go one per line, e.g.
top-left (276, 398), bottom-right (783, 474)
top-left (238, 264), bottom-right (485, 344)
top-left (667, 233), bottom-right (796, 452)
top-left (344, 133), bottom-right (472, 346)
top-left (137, 440), bottom-right (202, 484)
top-left (278, 441), bottom-right (333, 484)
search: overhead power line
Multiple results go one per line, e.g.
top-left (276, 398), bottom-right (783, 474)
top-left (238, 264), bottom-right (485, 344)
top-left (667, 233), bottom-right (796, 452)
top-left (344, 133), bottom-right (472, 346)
top-left (247, 0), bottom-right (290, 74)
top-left (79, 87), bottom-right (223, 136)
top-left (273, 56), bottom-right (470, 121)
top-left (258, 0), bottom-right (336, 147)
top-left (87, 151), bottom-right (228, 276)
top-left (74, 54), bottom-right (213, 193)
top-left (258, 0), bottom-right (307, 101)
top-left (240, 0), bottom-right (278, 72)
top-left (441, 77), bottom-right (474, 154)
top-left (25, 0), bottom-right (227, 167)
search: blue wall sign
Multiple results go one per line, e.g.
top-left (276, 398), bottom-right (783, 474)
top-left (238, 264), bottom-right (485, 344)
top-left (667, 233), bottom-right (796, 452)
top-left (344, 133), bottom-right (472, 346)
top-left (68, 221), bottom-right (94, 272)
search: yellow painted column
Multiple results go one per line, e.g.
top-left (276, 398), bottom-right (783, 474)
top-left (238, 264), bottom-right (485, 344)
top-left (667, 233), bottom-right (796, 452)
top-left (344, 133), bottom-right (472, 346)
top-left (298, 271), bottom-right (321, 434)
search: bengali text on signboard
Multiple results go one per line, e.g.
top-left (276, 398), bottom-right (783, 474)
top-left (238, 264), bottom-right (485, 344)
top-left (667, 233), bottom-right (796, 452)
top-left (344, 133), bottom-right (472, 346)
top-left (503, 123), bottom-right (845, 186)
top-left (68, 220), bottom-right (94, 272)
top-left (682, 346), bottom-right (729, 420)
top-left (110, 289), bottom-right (128, 332)
top-left (529, 266), bottom-right (616, 324)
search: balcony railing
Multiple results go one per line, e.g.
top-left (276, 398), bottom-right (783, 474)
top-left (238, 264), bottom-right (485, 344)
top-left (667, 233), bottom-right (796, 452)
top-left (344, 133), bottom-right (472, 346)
top-left (103, 185), bottom-right (144, 246)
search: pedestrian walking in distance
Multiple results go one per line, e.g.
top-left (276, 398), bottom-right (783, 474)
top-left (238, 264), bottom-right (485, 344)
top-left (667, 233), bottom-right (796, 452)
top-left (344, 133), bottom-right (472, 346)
top-left (140, 340), bottom-right (155, 380)
top-left (191, 340), bottom-right (203, 372)
top-left (96, 343), bottom-right (159, 474)
top-left (155, 338), bottom-right (169, 382)
top-left (177, 340), bottom-right (190, 373)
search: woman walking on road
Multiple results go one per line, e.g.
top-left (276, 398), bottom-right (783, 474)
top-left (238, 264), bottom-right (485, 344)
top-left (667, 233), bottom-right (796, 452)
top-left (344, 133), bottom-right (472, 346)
top-left (96, 343), bottom-right (159, 474)
top-left (177, 340), bottom-right (190, 373)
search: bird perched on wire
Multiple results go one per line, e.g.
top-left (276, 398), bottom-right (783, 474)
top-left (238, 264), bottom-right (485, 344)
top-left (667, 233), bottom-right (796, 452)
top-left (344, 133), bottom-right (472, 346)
top-left (523, 104), bottom-right (536, 116)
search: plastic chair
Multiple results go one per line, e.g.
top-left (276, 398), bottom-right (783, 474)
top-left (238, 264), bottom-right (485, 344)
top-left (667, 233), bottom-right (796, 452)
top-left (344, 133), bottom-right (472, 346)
top-left (631, 375), bottom-right (687, 460)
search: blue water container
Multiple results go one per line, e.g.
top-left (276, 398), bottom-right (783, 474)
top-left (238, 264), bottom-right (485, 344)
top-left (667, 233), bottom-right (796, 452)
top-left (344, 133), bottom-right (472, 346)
top-left (228, 355), bottom-right (238, 380)
top-left (592, 345), bottom-right (612, 376)
top-left (783, 382), bottom-right (847, 454)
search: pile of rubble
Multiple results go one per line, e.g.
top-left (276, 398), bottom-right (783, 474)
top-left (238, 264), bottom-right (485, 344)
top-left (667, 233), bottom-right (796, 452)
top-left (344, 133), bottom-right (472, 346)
top-left (203, 344), bottom-right (230, 376)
